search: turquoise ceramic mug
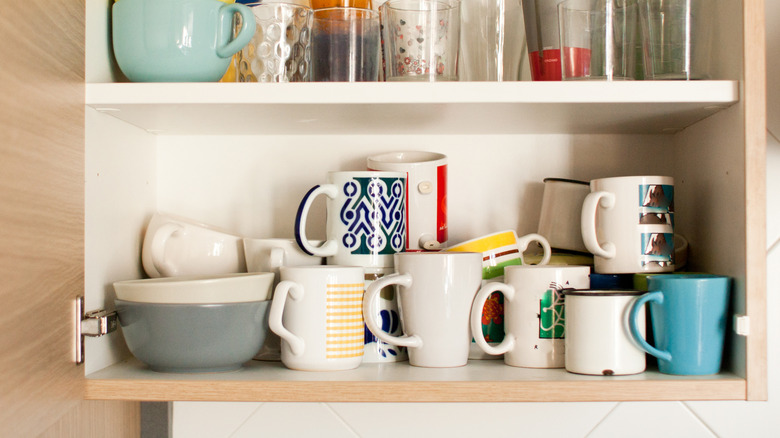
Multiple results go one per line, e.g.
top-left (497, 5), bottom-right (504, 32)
top-left (628, 274), bottom-right (731, 375)
top-left (112, 0), bottom-right (256, 82)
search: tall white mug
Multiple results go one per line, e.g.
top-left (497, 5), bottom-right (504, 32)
top-left (581, 175), bottom-right (675, 274)
top-left (363, 252), bottom-right (483, 368)
top-left (367, 151), bottom-right (448, 250)
top-left (471, 265), bottom-right (591, 368)
top-left (270, 266), bottom-right (365, 371)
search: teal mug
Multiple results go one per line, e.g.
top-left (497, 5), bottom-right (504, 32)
top-left (628, 274), bottom-right (731, 375)
top-left (112, 0), bottom-right (256, 82)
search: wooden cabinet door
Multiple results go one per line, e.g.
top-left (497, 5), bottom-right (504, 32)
top-left (0, 1), bottom-right (139, 436)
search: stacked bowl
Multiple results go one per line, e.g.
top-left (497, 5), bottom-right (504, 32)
top-left (113, 273), bottom-right (274, 373)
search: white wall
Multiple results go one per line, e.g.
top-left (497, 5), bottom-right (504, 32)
top-left (168, 4), bottom-right (780, 437)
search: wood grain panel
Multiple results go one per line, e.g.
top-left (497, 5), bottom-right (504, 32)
top-left (37, 401), bottom-right (140, 438)
top-left (744, 0), bottom-right (768, 401)
top-left (85, 379), bottom-right (747, 403)
top-left (0, 0), bottom-right (88, 435)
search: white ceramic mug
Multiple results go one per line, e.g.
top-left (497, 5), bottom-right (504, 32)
top-left (581, 176), bottom-right (675, 274)
top-left (367, 151), bottom-right (448, 250)
top-left (295, 171), bottom-right (406, 268)
top-left (537, 177), bottom-right (591, 253)
top-left (269, 266), bottom-right (365, 371)
top-left (471, 265), bottom-right (591, 368)
top-left (141, 212), bottom-right (246, 278)
top-left (445, 229), bottom-right (552, 359)
top-left (362, 267), bottom-right (408, 363)
top-left (243, 238), bottom-right (326, 361)
top-left (363, 252), bottom-right (483, 367)
top-left (243, 238), bottom-right (325, 281)
top-left (564, 289), bottom-right (646, 376)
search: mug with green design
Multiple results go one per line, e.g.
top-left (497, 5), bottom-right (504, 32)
top-left (445, 230), bottom-right (551, 358)
top-left (471, 265), bottom-right (590, 368)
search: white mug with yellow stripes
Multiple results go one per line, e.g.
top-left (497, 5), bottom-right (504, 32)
top-left (270, 266), bottom-right (365, 371)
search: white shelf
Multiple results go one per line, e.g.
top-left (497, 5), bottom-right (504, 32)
top-left (85, 81), bottom-right (739, 135)
top-left (84, 358), bottom-right (745, 402)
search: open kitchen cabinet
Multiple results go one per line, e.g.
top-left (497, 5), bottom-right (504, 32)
top-left (81, 0), bottom-right (766, 402)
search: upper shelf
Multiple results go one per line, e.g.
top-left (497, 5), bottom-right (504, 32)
top-left (85, 81), bottom-right (740, 136)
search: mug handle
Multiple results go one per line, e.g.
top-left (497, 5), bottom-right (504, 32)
top-left (269, 280), bottom-right (305, 357)
top-left (217, 3), bottom-right (257, 59)
top-left (363, 273), bottom-right (422, 349)
top-left (516, 233), bottom-right (552, 265)
top-left (150, 222), bottom-right (184, 277)
top-left (628, 291), bottom-right (672, 362)
top-left (268, 247), bottom-right (285, 271)
top-left (294, 185), bottom-right (339, 258)
top-left (580, 190), bottom-right (617, 259)
top-left (470, 282), bottom-right (515, 356)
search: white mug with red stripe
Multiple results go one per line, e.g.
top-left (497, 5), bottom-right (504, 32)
top-left (363, 252), bottom-right (483, 367)
top-left (367, 151), bottom-right (448, 251)
top-left (270, 266), bottom-right (365, 371)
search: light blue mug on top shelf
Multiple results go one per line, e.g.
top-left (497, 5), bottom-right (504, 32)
top-left (112, 0), bottom-right (256, 82)
top-left (628, 274), bottom-right (732, 375)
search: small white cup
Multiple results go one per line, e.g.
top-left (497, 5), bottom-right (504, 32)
top-left (363, 252), bottom-right (483, 368)
top-left (141, 212), bottom-right (246, 278)
top-left (564, 289), bottom-right (646, 376)
top-left (243, 238), bottom-right (325, 281)
top-left (367, 151), bottom-right (448, 250)
top-left (270, 266), bottom-right (365, 371)
top-left (471, 265), bottom-right (591, 368)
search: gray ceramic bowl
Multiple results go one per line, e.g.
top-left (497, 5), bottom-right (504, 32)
top-left (115, 299), bottom-right (270, 373)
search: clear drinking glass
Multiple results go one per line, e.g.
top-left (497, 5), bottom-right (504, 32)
top-left (235, 3), bottom-right (314, 82)
top-left (558, 0), bottom-right (638, 81)
top-left (638, 0), bottom-right (712, 80)
top-left (380, 0), bottom-right (461, 82)
top-left (310, 7), bottom-right (381, 81)
top-left (459, 0), bottom-right (525, 81)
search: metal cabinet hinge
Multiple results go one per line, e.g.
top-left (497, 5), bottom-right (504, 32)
top-left (733, 314), bottom-right (750, 336)
top-left (75, 296), bottom-right (118, 365)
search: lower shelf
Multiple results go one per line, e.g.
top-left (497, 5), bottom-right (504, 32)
top-left (85, 358), bottom-right (746, 402)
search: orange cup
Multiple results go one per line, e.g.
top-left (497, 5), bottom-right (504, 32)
top-left (311, 0), bottom-right (372, 9)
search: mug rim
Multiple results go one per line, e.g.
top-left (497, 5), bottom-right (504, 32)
top-left (543, 177), bottom-right (589, 185)
top-left (395, 251), bottom-right (481, 257)
top-left (367, 151), bottom-right (447, 165)
top-left (590, 175), bottom-right (674, 184)
top-left (563, 288), bottom-right (643, 296)
top-left (327, 170), bottom-right (405, 178)
top-left (647, 273), bottom-right (730, 282)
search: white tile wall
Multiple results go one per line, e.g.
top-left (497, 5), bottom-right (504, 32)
top-left (169, 4), bottom-right (780, 437)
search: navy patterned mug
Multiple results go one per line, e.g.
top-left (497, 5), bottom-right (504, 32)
top-left (295, 171), bottom-right (406, 268)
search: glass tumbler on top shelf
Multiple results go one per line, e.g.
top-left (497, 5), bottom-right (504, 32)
top-left (380, 0), bottom-right (461, 82)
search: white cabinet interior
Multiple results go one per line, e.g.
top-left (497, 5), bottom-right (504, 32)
top-left (82, 0), bottom-right (766, 401)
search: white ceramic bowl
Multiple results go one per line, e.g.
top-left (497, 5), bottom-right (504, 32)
top-left (114, 272), bottom-right (274, 304)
